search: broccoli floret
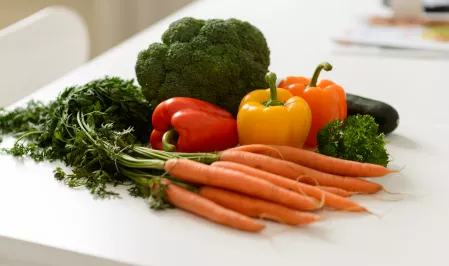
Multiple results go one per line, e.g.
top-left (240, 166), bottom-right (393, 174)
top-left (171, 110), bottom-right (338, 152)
top-left (317, 115), bottom-right (390, 167)
top-left (135, 43), bottom-right (168, 101)
top-left (135, 17), bottom-right (270, 116)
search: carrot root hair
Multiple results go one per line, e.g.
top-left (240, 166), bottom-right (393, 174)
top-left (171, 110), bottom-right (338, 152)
top-left (381, 187), bottom-right (413, 197)
top-left (225, 144), bottom-right (285, 160)
top-left (296, 175), bottom-right (320, 186)
top-left (295, 186), bottom-right (307, 197)
top-left (296, 175), bottom-right (326, 209)
top-left (367, 208), bottom-right (393, 220)
top-left (369, 187), bottom-right (417, 202)
top-left (291, 177), bottom-right (308, 196)
top-left (369, 194), bottom-right (404, 202)
top-left (258, 213), bottom-right (289, 225)
top-left (243, 144), bottom-right (285, 160)
top-left (263, 145), bottom-right (285, 160)
top-left (293, 175), bottom-right (325, 209)
top-left (293, 176), bottom-right (328, 210)
top-left (317, 191), bottom-right (326, 209)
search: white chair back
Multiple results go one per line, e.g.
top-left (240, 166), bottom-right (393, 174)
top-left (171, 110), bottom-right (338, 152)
top-left (0, 6), bottom-right (89, 107)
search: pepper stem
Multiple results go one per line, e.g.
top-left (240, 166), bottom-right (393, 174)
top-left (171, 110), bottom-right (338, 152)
top-left (308, 62), bottom-right (333, 87)
top-left (264, 72), bottom-right (283, 106)
top-left (162, 129), bottom-right (177, 152)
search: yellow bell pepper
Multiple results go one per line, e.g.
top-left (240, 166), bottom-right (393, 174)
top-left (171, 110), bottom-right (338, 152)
top-left (237, 72), bottom-right (312, 148)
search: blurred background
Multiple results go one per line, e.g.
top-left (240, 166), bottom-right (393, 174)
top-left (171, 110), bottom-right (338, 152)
top-left (0, 0), bottom-right (194, 58)
top-left (1, 0), bottom-right (449, 107)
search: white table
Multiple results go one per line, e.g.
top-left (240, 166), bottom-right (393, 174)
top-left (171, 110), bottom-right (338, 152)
top-left (1, 0), bottom-right (449, 265)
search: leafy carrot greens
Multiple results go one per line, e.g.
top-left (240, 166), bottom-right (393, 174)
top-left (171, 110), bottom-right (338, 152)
top-left (0, 76), bottom-right (219, 205)
top-left (0, 77), bottom-right (157, 198)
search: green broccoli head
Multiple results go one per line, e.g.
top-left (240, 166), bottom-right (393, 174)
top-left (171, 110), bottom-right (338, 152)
top-left (317, 115), bottom-right (390, 167)
top-left (135, 17), bottom-right (270, 116)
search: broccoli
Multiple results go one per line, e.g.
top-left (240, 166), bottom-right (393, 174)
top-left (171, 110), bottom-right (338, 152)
top-left (317, 114), bottom-right (390, 167)
top-left (135, 17), bottom-right (270, 116)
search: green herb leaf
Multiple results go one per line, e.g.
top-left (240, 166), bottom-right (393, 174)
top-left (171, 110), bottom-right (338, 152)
top-left (317, 114), bottom-right (390, 167)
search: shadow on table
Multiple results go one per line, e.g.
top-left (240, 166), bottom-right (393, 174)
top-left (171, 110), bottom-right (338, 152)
top-left (385, 133), bottom-right (422, 150)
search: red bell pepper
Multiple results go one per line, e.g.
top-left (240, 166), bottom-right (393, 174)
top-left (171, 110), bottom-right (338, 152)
top-left (150, 97), bottom-right (239, 152)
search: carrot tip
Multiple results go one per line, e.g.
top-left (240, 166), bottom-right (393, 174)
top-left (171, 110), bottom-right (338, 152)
top-left (312, 216), bottom-right (324, 223)
top-left (338, 191), bottom-right (363, 197)
top-left (390, 164), bottom-right (406, 173)
top-left (339, 206), bottom-right (370, 213)
top-left (337, 205), bottom-right (377, 216)
top-left (390, 169), bottom-right (400, 173)
top-left (367, 210), bottom-right (383, 220)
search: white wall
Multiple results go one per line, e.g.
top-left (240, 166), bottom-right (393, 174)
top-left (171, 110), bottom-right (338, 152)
top-left (0, 0), bottom-right (193, 58)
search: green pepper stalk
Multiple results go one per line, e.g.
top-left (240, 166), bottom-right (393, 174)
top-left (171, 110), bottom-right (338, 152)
top-left (162, 129), bottom-right (177, 152)
top-left (264, 72), bottom-right (283, 107)
top-left (308, 62), bottom-right (333, 88)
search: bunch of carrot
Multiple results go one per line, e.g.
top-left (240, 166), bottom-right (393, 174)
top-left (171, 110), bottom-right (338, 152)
top-left (152, 144), bottom-right (397, 233)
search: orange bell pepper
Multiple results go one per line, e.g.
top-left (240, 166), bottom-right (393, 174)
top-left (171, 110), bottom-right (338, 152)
top-left (278, 62), bottom-right (347, 147)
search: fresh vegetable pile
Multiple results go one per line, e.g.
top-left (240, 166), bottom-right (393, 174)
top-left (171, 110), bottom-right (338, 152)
top-left (0, 16), bottom-right (401, 233)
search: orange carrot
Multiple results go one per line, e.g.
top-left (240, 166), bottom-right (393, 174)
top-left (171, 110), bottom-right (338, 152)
top-left (218, 150), bottom-right (382, 194)
top-left (159, 178), bottom-right (264, 232)
top-left (164, 159), bottom-right (321, 211)
top-left (226, 144), bottom-right (284, 159)
top-left (318, 186), bottom-right (357, 197)
top-left (211, 161), bottom-right (367, 212)
top-left (228, 144), bottom-right (394, 177)
top-left (271, 145), bottom-right (395, 177)
top-left (198, 186), bottom-right (321, 225)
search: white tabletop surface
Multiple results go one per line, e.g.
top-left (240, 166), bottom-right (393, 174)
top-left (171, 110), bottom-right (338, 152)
top-left (1, 0), bottom-right (449, 265)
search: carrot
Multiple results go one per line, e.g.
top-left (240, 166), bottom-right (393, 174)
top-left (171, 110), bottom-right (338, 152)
top-left (226, 144), bottom-right (284, 159)
top-left (271, 145), bottom-right (395, 177)
top-left (228, 144), bottom-right (394, 177)
top-left (218, 150), bottom-right (382, 194)
top-left (211, 161), bottom-right (367, 212)
top-left (164, 158), bottom-right (321, 211)
top-left (318, 186), bottom-right (357, 197)
top-left (159, 178), bottom-right (265, 232)
top-left (198, 186), bottom-right (321, 225)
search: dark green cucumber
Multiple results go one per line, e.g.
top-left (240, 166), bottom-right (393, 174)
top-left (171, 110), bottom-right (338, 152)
top-left (346, 93), bottom-right (399, 134)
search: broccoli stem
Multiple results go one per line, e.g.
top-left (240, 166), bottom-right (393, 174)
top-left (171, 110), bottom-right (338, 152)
top-left (162, 129), bottom-right (177, 152)
top-left (308, 62), bottom-right (333, 87)
top-left (264, 72), bottom-right (283, 107)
